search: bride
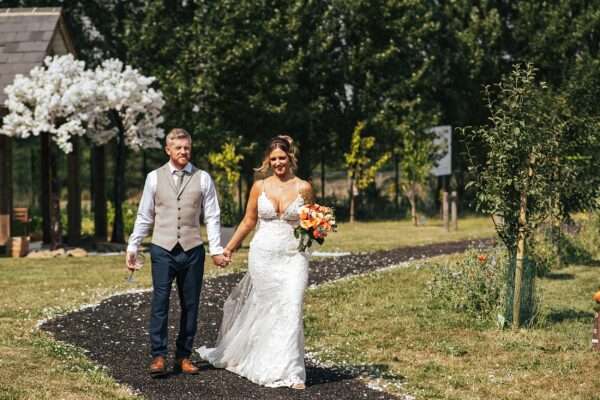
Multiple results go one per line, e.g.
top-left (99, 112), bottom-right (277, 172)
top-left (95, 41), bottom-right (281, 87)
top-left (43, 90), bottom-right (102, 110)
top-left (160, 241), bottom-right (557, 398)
top-left (197, 135), bottom-right (314, 389)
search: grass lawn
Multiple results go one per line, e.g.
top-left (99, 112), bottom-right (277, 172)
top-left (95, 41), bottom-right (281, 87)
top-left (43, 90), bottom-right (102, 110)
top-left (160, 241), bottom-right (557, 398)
top-left (0, 251), bottom-right (248, 400)
top-left (304, 257), bottom-right (600, 399)
top-left (319, 216), bottom-right (494, 252)
top-left (0, 216), bottom-right (493, 399)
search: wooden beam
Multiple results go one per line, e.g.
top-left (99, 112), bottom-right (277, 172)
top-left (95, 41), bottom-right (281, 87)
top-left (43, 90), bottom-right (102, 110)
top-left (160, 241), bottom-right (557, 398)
top-left (0, 134), bottom-right (12, 253)
top-left (40, 132), bottom-right (51, 244)
top-left (67, 136), bottom-right (81, 244)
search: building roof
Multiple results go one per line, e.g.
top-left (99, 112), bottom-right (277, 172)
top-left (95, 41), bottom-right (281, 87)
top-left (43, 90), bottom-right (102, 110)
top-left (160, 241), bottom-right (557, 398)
top-left (0, 7), bottom-right (75, 107)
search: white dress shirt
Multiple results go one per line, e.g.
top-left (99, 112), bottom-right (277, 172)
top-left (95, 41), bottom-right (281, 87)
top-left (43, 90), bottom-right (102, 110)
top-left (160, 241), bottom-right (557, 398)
top-left (127, 161), bottom-right (224, 255)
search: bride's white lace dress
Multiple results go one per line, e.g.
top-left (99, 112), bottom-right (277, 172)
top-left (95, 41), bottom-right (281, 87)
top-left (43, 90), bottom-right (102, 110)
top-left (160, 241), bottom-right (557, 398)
top-left (197, 188), bottom-right (308, 387)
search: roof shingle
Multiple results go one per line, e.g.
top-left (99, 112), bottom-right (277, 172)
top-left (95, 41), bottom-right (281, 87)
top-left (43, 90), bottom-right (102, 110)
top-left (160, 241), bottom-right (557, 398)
top-left (0, 7), bottom-right (74, 107)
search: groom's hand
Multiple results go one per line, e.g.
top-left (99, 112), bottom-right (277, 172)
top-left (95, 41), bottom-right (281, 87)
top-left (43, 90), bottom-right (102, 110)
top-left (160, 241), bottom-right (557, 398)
top-left (212, 254), bottom-right (227, 268)
top-left (223, 248), bottom-right (233, 264)
top-left (126, 252), bottom-right (137, 271)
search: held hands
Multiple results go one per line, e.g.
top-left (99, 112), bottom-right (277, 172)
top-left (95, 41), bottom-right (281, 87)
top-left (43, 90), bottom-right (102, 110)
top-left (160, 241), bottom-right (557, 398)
top-left (212, 247), bottom-right (234, 268)
top-left (212, 253), bottom-right (229, 269)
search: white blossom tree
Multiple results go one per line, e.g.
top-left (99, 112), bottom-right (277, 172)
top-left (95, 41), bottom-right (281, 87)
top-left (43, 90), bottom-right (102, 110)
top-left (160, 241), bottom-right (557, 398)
top-left (1, 54), bottom-right (165, 245)
top-left (2, 54), bottom-right (95, 246)
top-left (88, 59), bottom-right (165, 243)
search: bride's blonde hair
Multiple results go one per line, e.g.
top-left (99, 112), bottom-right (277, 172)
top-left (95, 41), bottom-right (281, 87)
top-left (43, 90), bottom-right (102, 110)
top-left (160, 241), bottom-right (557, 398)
top-left (254, 135), bottom-right (298, 174)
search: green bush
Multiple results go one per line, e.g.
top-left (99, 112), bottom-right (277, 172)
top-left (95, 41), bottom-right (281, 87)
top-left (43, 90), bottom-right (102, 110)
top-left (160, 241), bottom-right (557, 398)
top-left (574, 212), bottom-right (600, 260)
top-left (107, 201), bottom-right (138, 236)
top-left (427, 247), bottom-right (509, 326)
top-left (428, 246), bottom-right (541, 328)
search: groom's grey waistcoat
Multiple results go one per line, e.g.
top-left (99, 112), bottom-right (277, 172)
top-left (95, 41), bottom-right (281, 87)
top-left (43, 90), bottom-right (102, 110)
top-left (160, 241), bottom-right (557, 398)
top-left (151, 163), bottom-right (203, 251)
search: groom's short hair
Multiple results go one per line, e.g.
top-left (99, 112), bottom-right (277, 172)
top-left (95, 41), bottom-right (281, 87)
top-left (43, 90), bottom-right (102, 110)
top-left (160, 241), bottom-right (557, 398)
top-left (166, 128), bottom-right (192, 146)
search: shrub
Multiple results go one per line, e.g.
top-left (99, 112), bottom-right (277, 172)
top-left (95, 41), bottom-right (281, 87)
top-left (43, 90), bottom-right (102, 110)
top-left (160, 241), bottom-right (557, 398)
top-left (428, 247), bottom-right (509, 325)
top-left (428, 246), bottom-right (541, 328)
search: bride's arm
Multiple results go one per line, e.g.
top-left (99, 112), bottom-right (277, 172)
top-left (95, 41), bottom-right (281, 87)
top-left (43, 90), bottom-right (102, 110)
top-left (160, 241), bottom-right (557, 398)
top-left (224, 181), bottom-right (261, 254)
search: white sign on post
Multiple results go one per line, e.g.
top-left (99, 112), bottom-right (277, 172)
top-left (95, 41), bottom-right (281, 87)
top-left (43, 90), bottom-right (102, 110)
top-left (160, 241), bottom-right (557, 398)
top-left (429, 125), bottom-right (452, 176)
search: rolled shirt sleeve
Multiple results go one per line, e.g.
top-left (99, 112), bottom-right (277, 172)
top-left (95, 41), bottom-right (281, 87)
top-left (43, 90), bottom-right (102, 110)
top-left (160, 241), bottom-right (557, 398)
top-left (127, 172), bottom-right (157, 254)
top-left (202, 171), bottom-right (224, 255)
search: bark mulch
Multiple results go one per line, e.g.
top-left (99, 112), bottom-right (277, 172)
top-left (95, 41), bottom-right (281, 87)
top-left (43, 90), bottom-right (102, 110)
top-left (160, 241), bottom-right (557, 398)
top-left (42, 238), bottom-right (492, 400)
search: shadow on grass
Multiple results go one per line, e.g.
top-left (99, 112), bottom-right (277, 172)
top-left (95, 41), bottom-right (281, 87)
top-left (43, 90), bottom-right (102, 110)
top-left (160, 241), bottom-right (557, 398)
top-left (307, 363), bottom-right (405, 386)
top-left (544, 308), bottom-right (594, 324)
top-left (577, 259), bottom-right (600, 267)
top-left (543, 272), bottom-right (576, 280)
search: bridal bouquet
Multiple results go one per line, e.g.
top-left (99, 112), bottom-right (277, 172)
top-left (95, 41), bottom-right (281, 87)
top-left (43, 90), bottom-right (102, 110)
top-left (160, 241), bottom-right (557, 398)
top-left (294, 204), bottom-right (337, 252)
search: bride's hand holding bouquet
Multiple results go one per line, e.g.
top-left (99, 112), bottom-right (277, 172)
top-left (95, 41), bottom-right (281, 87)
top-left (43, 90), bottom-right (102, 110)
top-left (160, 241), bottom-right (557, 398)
top-left (294, 203), bottom-right (337, 251)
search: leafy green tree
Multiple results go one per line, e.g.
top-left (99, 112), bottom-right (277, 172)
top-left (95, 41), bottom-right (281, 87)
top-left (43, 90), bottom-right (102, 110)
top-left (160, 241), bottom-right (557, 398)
top-left (344, 121), bottom-right (390, 223)
top-left (467, 63), bottom-right (600, 328)
top-left (208, 142), bottom-right (244, 227)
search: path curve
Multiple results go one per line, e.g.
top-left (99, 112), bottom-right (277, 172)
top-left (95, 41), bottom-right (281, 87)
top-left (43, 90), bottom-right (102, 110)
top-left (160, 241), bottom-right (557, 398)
top-left (42, 238), bottom-right (493, 400)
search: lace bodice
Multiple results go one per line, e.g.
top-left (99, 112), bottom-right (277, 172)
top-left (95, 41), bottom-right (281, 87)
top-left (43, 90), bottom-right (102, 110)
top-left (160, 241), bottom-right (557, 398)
top-left (251, 184), bottom-right (305, 253)
top-left (257, 191), bottom-right (303, 222)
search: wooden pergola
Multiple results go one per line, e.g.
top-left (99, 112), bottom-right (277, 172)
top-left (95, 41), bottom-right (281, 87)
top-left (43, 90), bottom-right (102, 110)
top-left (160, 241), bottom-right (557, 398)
top-left (0, 7), bottom-right (76, 254)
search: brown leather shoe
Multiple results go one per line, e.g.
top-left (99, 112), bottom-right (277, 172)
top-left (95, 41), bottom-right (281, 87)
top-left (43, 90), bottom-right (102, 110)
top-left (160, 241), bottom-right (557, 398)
top-left (174, 357), bottom-right (199, 375)
top-left (149, 356), bottom-right (167, 377)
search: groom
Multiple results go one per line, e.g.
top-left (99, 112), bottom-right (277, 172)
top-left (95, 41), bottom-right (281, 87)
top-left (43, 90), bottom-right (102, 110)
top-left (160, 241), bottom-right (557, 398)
top-left (126, 128), bottom-right (229, 377)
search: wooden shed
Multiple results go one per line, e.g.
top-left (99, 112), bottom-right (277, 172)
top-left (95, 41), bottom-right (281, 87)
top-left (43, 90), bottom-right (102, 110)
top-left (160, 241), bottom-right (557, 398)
top-left (0, 7), bottom-right (76, 253)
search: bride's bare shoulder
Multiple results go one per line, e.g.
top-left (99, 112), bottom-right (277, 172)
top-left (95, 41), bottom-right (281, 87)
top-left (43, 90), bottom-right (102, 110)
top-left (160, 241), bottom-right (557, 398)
top-left (296, 178), bottom-right (314, 202)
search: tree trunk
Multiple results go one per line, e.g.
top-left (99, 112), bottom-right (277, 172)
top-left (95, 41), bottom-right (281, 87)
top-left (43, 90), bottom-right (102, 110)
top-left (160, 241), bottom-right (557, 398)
top-left (552, 217), bottom-right (563, 269)
top-left (40, 132), bottom-right (52, 244)
top-left (320, 154), bottom-right (325, 201)
top-left (0, 134), bottom-right (12, 253)
top-left (394, 152), bottom-right (400, 212)
top-left (513, 189), bottom-right (528, 330)
top-left (238, 174), bottom-right (243, 216)
top-left (92, 145), bottom-right (107, 241)
top-left (551, 195), bottom-right (563, 270)
top-left (349, 176), bottom-right (356, 223)
top-left (67, 137), bottom-right (81, 245)
top-left (410, 183), bottom-right (418, 226)
top-left (111, 115), bottom-right (127, 244)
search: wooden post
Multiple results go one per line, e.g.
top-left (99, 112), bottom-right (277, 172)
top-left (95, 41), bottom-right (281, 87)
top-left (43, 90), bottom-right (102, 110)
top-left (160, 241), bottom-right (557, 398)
top-left (442, 190), bottom-right (449, 232)
top-left (40, 132), bottom-right (52, 244)
top-left (0, 134), bottom-right (12, 255)
top-left (92, 145), bottom-right (107, 241)
top-left (67, 137), bottom-right (81, 244)
top-left (593, 311), bottom-right (600, 352)
top-left (111, 116), bottom-right (126, 244)
top-left (451, 190), bottom-right (458, 231)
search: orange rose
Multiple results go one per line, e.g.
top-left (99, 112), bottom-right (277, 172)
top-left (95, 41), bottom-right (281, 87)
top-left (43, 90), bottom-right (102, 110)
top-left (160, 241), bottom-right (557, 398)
top-left (299, 209), bottom-right (310, 220)
top-left (300, 219), bottom-right (313, 230)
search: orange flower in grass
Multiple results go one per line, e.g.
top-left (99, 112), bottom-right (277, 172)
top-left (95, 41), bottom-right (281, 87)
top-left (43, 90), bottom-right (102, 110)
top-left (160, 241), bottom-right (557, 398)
top-left (477, 254), bottom-right (487, 263)
top-left (593, 290), bottom-right (600, 304)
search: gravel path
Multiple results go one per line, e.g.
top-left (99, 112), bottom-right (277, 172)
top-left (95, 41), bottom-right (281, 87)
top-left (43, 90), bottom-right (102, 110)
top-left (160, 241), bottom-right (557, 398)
top-left (42, 238), bottom-right (492, 400)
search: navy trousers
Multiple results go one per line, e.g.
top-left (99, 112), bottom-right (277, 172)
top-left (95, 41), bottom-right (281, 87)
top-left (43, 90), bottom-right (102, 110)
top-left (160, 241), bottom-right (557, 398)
top-left (149, 243), bottom-right (205, 358)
